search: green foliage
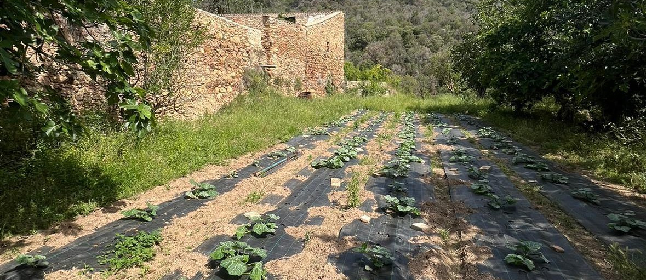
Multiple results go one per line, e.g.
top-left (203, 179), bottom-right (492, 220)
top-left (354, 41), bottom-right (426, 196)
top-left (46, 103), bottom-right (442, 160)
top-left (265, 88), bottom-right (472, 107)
top-left (449, 149), bottom-right (474, 164)
top-left (540, 172), bottom-right (569, 184)
top-left (268, 146), bottom-right (296, 159)
top-left (388, 182), bottom-right (407, 195)
top-left (505, 241), bottom-right (549, 271)
top-left (345, 63), bottom-right (393, 83)
top-left (235, 214), bottom-right (280, 240)
top-left (122, 202), bottom-right (159, 222)
top-left (454, 0), bottom-right (646, 125)
top-left (1, 0), bottom-right (154, 138)
top-left (512, 154), bottom-right (536, 165)
top-left (244, 191), bottom-right (265, 204)
top-left (571, 188), bottom-right (600, 205)
top-left (467, 166), bottom-right (487, 180)
top-left (383, 195), bottom-right (420, 216)
top-left (470, 180), bottom-right (493, 195)
top-left (608, 244), bottom-right (646, 280)
top-left (209, 241), bottom-right (267, 280)
top-left (98, 231), bottom-right (162, 272)
top-left (0, 94), bottom-right (490, 238)
top-left (129, 0), bottom-right (205, 114)
top-left (352, 242), bottom-right (394, 270)
top-left (304, 127), bottom-right (329, 136)
top-left (487, 194), bottom-right (517, 210)
top-left (15, 254), bottom-right (49, 268)
top-left (311, 136), bottom-right (366, 169)
top-left (607, 211), bottom-right (646, 233)
top-left (525, 162), bottom-right (550, 172)
top-left (185, 180), bottom-right (218, 199)
top-left (347, 174), bottom-right (363, 208)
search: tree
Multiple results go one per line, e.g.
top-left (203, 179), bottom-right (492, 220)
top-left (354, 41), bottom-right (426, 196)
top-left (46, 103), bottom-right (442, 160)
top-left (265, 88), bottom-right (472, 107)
top-left (453, 0), bottom-right (646, 124)
top-left (1, 0), bottom-right (154, 140)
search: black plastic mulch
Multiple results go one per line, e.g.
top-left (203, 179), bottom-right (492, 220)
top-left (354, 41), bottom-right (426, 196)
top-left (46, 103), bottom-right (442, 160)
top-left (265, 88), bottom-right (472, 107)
top-left (433, 114), bottom-right (604, 280)
top-left (454, 115), bottom-right (646, 260)
top-left (166, 113), bottom-right (389, 280)
top-left (333, 116), bottom-right (436, 280)
top-left (0, 111), bottom-right (365, 280)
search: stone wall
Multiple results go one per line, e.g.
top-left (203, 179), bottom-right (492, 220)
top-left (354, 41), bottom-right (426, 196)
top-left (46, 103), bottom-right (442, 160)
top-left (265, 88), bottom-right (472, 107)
top-left (171, 10), bottom-right (264, 118)
top-left (304, 12), bottom-right (345, 95)
top-left (220, 12), bottom-right (345, 97)
top-left (9, 9), bottom-right (345, 120)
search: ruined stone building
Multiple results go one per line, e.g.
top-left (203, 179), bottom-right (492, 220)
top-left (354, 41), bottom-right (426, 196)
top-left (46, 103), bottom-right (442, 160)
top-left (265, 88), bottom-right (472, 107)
top-left (176, 10), bottom-right (346, 117)
top-left (26, 9), bottom-right (345, 119)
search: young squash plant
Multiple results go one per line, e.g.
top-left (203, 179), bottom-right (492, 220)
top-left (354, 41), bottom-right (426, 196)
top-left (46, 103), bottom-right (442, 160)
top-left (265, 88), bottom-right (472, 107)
top-left (607, 211), bottom-right (646, 233)
top-left (505, 241), bottom-right (549, 270)
top-left (352, 242), bottom-right (394, 271)
top-left (467, 166), bottom-right (487, 180)
top-left (236, 214), bottom-right (280, 240)
top-left (487, 194), bottom-right (517, 210)
top-left (477, 127), bottom-right (497, 138)
top-left (210, 241), bottom-right (267, 280)
top-left (541, 172), bottom-right (569, 184)
top-left (380, 160), bottom-right (411, 178)
top-left (501, 147), bottom-right (521, 155)
top-left (571, 188), bottom-right (600, 205)
top-left (122, 202), bottom-right (159, 222)
top-left (388, 182), bottom-right (408, 194)
top-left (383, 195), bottom-right (420, 216)
top-left (525, 162), bottom-right (550, 172)
top-left (512, 154), bottom-right (535, 165)
top-left (471, 180), bottom-right (493, 195)
top-left (185, 180), bottom-right (218, 199)
top-left (15, 254), bottom-right (49, 268)
top-left (449, 149), bottom-right (474, 164)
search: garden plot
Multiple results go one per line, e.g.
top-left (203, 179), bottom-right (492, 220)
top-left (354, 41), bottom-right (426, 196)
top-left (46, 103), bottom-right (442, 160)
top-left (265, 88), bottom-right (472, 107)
top-left (454, 115), bottom-right (646, 261)
top-left (155, 113), bottom-right (389, 279)
top-left (335, 112), bottom-right (435, 280)
top-left (0, 112), bottom-right (367, 280)
top-left (432, 114), bottom-right (603, 279)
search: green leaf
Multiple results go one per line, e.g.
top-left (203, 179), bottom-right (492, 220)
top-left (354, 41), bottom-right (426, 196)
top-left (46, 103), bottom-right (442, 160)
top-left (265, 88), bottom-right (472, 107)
top-left (0, 48), bottom-right (18, 74)
top-left (249, 262), bottom-right (266, 280)
top-left (42, 120), bottom-right (57, 136)
top-left (221, 256), bottom-right (249, 276)
top-left (12, 88), bottom-right (30, 107)
top-left (235, 226), bottom-right (249, 240)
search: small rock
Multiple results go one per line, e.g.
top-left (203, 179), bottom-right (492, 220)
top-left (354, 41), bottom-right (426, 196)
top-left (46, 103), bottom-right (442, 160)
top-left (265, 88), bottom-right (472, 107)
top-left (479, 166), bottom-right (491, 172)
top-left (331, 178), bottom-right (342, 188)
top-left (551, 245), bottom-right (565, 253)
top-left (360, 215), bottom-right (371, 223)
top-left (528, 180), bottom-right (538, 184)
top-left (356, 148), bottom-right (364, 152)
top-left (244, 212), bottom-right (261, 220)
top-left (411, 223), bottom-right (430, 232)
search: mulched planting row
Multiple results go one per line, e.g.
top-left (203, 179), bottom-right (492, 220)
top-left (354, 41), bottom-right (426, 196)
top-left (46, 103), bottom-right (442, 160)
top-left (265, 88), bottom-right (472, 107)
top-left (0, 111), bottom-right (366, 280)
top-left (432, 113), bottom-right (604, 280)
top-left (164, 112), bottom-right (390, 279)
top-left (334, 114), bottom-right (435, 280)
top-left (452, 115), bottom-right (646, 261)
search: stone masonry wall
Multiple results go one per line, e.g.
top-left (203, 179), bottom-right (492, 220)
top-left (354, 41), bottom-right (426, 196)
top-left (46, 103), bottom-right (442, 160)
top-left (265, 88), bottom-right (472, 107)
top-left (10, 9), bottom-right (344, 120)
top-left (305, 12), bottom-right (345, 95)
top-left (222, 12), bottom-right (345, 97)
top-left (172, 10), bottom-right (264, 118)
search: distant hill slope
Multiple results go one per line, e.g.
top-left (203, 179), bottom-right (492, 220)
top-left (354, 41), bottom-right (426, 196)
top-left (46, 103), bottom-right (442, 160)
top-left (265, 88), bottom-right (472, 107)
top-left (198, 0), bottom-right (478, 94)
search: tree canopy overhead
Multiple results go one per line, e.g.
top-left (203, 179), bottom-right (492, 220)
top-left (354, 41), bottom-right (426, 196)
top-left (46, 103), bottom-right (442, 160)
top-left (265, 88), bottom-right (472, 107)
top-left (1, 0), bottom-right (154, 139)
top-left (453, 0), bottom-right (646, 126)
